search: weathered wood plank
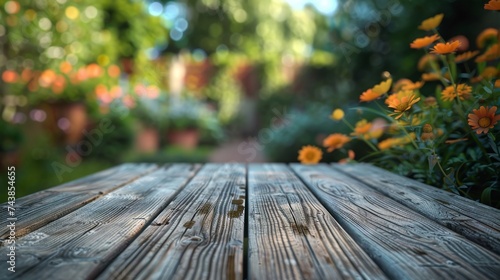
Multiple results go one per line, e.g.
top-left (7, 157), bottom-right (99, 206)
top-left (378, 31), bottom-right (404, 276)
top-left (97, 163), bottom-right (246, 280)
top-left (291, 163), bottom-right (500, 280)
top-left (0, 163), bottom-right (158, 242)
top-left (247, 164), bottom-right (387, 280)
top-left (332, 163), bottom-right (500, 255)
top-left (0, 164), bottom-right (199, 280)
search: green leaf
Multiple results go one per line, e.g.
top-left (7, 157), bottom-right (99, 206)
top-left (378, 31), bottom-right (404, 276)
top-left (481, 187), bottom-right (492, 205)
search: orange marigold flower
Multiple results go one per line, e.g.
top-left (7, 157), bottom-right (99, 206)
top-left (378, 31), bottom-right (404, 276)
top-left (323, 133), bottom-right (350, 152)
top-left (378, 138), bottom-right (398, 150)
top-left (475, 44), bottom-right (500, 62)
top-left (421, 72), bottom-right (441, 81)
top-left (485, 0), bottom-right (500, 11)
top-left (495, 80), bottom-right (500, 88)
top-left (441, 84), bottom-right (472, 102)
top-left (372, 78), bottom-right (392, 95)
top-left (394, 79), bottom-right (422, 91)
top-left (351, 119), bottom-right (372, 138)
top-left (481, 66), bottom-right (499, 79)
top-left (377, 134), bottom-right (415, 150)
top-left (430, 41), bottom-right (461, 55)
top-left (418, 14), bottom-right (444, 31)
top-left (418, 54), bottom-right (439, 71)
top-left (476, 28), bottom-right (498, 49)
top-left (360, 88), bottom-right (383, 102)
top-left (298, 145), bottom-right (323, 164)
top-left (455, 51), bottom-right (480, 63)
top-left (468, 106), bottom-right (500, 134)
top-left (410, 34), bottom-right (440, 49)
top-left (393, 79), bottom-right (412, 92)
top-left (402, 81), bottom-right (424, 90)
top-left (385, 90), bottom-right (421, 119)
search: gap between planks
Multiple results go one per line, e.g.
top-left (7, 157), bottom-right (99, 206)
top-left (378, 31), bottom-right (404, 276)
top-left (97, 163), bottom-right (246, 280)
top-left (0, 164), bottom-right (200, 280)
top-left (246, 164), bottom-right (387, 280)
top-left (330, 163), bottom-right (500, 255)
top-left (290, 163), bottom-right (500, 280)
top-left (0, 163), bottom-right (159, 242)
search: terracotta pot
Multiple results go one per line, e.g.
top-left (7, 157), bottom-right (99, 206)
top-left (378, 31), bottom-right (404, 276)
top-left (43, 102), bottom-right (88, 146)
top-left (167, 129), bottom-right (199, 150)
top-left (135, 125), bottom-right (159, 153)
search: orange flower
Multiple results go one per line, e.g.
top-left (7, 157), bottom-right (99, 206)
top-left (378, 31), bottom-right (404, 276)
top-left (1, 70), bottom-right (19, 83)
top-left (430, 41), bottom-right (461, 54)
top-left (422, 72), bottom-right (441, 81)
top-left (338, 149), bottom-right (355, 164)
top-left (410, 34), bottom-right (440, 49)
top-left (298, 145), bottom-right (323, 164)
top-left (360, 89), bottom-right (383, 102)
top-left (441, 84), bottom-right (472, 102)
top-left (418, 14), bottom-right (444, 31)
top-left (107, 65), bottom-right (121, 78)
top-left (377, 134), bottom-right (415, 150)
top-left (59, 61), bottom-right (72, 74)
top-left (468, 106), bottom-right (500, 134)
top-left (402, 81), bottom-right (424, 90)
top-left (372, 78), bottom-right (392, 95)
top-left (38, 69), bottom-right (56, 87)
top-left (481, 66), bottom-right (499, 79)
top-left (351, 119), bottom-right (372, 138)
top-left (455, 51), bottom-right (480, 63)
top-left (393, 79), bottom-right (412, 92)
top-left (476, 28), bottom-right (497, 49)
top-left (475, 44), bottom-right (500, 62)
top-left (485, 0), bottom-right (500, 10)
top-left (385, 90), bottom-right (421, 119)
top-left (323, 133), bottom-right (350, 152)
top-left (495, 80), bottom-right (500, 88)
top-left (394, 79), bottom-right (424, 91)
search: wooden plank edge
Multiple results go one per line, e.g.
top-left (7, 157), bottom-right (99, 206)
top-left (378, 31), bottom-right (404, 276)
top-left (0, 163), bottom-right (160, 243)
top-left (331, 163), bottom-right (500, 255)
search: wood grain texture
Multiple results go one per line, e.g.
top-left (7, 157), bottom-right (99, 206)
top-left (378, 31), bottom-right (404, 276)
top-left (332, 163), bottom-right (500, 255)
top-left (0, 163), bottom-right (158, 242)
top-left (247, 164), bottom-right (387, 280)
top-left (291, 163), bottom-right (500, 280)
top-left (97, 163), bottom-right (246, 280)
top-left (0, 164), bottom-right (199, 280)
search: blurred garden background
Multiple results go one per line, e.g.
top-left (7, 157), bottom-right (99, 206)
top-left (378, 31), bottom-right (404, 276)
top-left (0, 0), bottom-right (497, 202)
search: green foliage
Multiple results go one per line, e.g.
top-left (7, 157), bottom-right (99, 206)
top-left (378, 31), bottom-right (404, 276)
top-left (303, 6), bottom-right (500, 208)
top-left (125, 146), bottom-right (214, 163)
top-left (86, 112), bottom-right (134, 164)
top-left (0, 119), bottom-right (23, 152)
top-left (264, 104), bottom-right (345, 162)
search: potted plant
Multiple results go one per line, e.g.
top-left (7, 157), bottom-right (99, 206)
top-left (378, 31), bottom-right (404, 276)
top-left (130, 85), bottom-right (166, 153)
top-left (165, 98), bottom-right (205, 150)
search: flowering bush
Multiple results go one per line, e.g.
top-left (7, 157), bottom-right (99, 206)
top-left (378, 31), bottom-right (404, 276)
top-left (2, 62), bottom-right (121, 105)
top-left (299, 2), bottom-right (500, 207)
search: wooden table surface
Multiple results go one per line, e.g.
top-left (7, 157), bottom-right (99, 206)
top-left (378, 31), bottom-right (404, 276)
top-left (1, 163), bottom-right (499, 280)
